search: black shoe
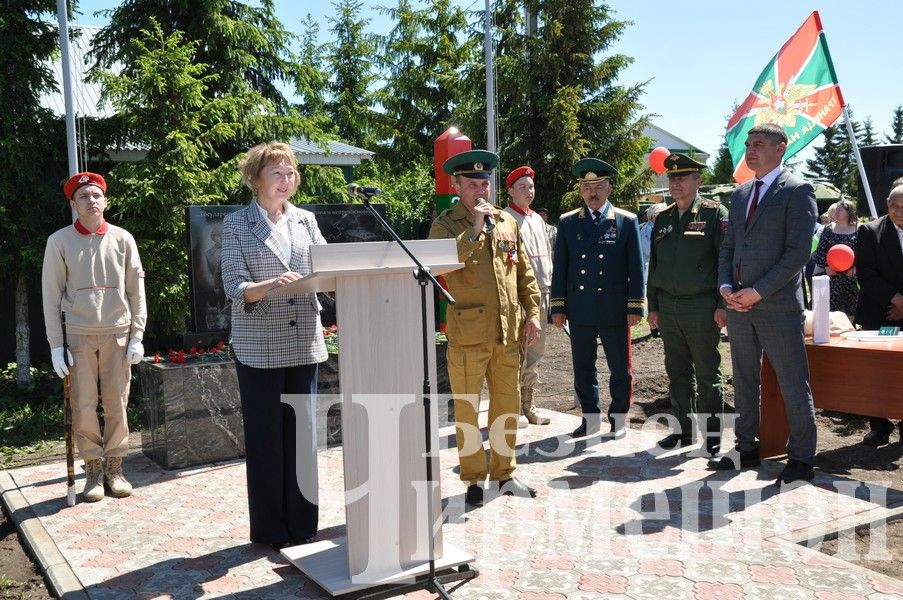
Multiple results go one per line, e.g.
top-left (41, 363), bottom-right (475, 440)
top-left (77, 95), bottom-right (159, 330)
top-left (465, 484), bottom-right (484, 507)
top-left (657, 433), bottom-right (690, 449)
top-left (777, 459), bottom-right (815, 485)
top-left (863, 429), bottom-right (892, 447)
top-left (498, 477), bottom-right (537, 498)
top-left (708, 449), bottom-right (761, 471)
top-left (571, 418), bottom-right (600, 438)
top-left (292, 535), bottom-right (316, 545)
top-left (706, 435), bottom-right (722, 457)
top-left (650, 328), bottom-right (660, 338)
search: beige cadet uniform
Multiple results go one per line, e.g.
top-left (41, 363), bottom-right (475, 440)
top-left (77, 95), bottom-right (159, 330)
top-left (430, 202), bottom-right (541, 483)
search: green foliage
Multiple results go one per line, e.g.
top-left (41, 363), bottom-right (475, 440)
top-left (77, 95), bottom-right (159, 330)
top-left (91, 0), bottom-right (299, 113)
top-left (887, 105), bottom-right (903, 144)
top-left (0, 5), bottom-right (69, 273)
top-left (374, 0), bottom-right (476, 171)
top-left (805, 116), bottom-right (866, 196)
top-left (709, 141), bottom-right (735, 184)
top-left (327, 0), bottom-right (382, 148)
top-left (459, 0), bottom-right (652, 217)
top-left (367, 158), bottom-right (435, 239)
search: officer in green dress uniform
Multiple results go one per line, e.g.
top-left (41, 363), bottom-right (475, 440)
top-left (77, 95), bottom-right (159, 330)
top-left (647, 153), bottom-right (728, 455)
top-left (551, 158), bottom-right (645, 437)
top-left (429, 150), bottom-right (542, 507)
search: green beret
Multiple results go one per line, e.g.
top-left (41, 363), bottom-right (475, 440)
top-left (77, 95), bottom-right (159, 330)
top-left (664, 153), bottom-right (706, 177)
top-left (442, 149), bottom-right (499, 180)
top-left (572, 158), bottom-right (616, 182)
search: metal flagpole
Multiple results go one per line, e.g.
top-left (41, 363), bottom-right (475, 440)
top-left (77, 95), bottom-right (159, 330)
top-left (56, 0), bottom-right (80, 222)
top-left (483, 0), bottom-right (497, 204)
top-left (842, 104), bottom-right (878, 218)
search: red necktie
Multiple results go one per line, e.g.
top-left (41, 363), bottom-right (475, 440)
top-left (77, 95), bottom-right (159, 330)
top-left (745, 180), bottom-right (764, 229)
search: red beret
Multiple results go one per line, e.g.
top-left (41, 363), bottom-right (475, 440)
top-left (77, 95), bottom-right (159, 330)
top-left (505, 166), bottom-right (535, 189)
top-left (64, 172), bottom-right (107, 200)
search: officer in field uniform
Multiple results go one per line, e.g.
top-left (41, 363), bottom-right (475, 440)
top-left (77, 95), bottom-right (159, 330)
top-left (647, 153), bottom-right (728, 456)
top-left (429, 150), bottom-right (542, 507)
top-left (551, 158), bottom-right (645, 438)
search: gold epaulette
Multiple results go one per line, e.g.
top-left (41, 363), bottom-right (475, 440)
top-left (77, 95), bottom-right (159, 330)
top-left (700, 199), bottom-right (721, 209)
top-left (614, 207), bottom-right (637, 219)
top-left (561, 207), bottom-right (581, 219)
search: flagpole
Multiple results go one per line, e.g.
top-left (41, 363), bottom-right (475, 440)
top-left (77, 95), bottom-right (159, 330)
top-left (483, 0), bottom-right (497, 204)
top-left (841, 104), bottom-right (878, 218)
top-left (56, 0), bottom-right (79, 223)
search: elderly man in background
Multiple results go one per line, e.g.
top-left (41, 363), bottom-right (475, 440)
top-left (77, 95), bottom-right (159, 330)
top-left (551, 158), bottom-right (645, 438)
top-left (854, 185), bottom-right (903, 446)
top-left (504, 166), bottom-right (552, 425)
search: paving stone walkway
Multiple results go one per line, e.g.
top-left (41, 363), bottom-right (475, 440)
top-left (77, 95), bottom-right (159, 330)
top-left (2, 409), bottom-right (902, 599)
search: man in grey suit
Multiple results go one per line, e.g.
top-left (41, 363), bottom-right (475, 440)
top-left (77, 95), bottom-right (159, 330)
top-left (711, 123), bottom-right (818, 485)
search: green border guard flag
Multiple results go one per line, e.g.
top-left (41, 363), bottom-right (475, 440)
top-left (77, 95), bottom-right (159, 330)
top-left (725, 11), bottom-right (843, 183)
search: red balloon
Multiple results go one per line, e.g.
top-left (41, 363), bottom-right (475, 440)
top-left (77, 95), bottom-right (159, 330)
top-left (826, 244), bottom-right (854, 272)
top-left (649, 146), bottom-right (670, 175)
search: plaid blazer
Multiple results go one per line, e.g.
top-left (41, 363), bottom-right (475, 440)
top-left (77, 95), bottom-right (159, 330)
top-left (221, 200), bottom-right (328, 369)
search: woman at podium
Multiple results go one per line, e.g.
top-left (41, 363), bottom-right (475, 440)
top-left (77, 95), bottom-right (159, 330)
top-left (221, 142), bottom-right (328, 549)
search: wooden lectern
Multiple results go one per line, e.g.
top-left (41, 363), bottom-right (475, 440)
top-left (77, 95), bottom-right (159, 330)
top-left (269, 239), bottom-right (473, 596)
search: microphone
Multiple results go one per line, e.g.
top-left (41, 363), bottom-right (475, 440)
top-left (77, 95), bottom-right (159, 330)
top-left (347, 183), bottom-right (382, 198)
top-left (477, 198), bottom-right (494, 233)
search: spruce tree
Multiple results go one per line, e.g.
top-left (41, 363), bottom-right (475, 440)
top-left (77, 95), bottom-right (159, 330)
top-left (460, 0), bottom-right (651, 215)
top-left (96, 20), bottom-right (298, 338)
top-left (326, 0), bottom-right (381, 149)
top-left (887, 105), bottom-right (903, 144)
top-left (0, 0), bottom-right (70, 386)
top-left (709, 141), bottom-right (735, 184)
top-left (374, 0), bottom-right (475, 171)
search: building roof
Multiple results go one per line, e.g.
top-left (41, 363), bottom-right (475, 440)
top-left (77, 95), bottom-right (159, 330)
top-left (643, 124), bottom-right (709, 159)
top-left (41, 24), bottom-right (373, 167)
top-left (290, 138), bottom-right (374, 167)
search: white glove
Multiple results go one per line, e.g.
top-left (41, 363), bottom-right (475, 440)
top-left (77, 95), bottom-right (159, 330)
top-left (51, 347), bottom-right (74, 378)
top-left (126, 338), bottom-right (144, 365)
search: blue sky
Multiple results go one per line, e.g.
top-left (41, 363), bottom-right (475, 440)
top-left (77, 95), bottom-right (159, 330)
top-left (73, 1), bottom-right (902, 166)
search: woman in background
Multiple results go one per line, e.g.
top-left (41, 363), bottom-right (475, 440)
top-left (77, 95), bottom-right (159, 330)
top-left (813, 199), bottom-right (859, 318)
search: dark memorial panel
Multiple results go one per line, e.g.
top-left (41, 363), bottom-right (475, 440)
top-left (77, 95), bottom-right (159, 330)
top-left (185, 204), bottom-right (387, 333)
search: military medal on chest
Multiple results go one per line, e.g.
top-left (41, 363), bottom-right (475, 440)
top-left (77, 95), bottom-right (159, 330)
top-left (600, 224), bottom-right (618, 244)
top-left (496, 231), bottom-right (517, 264)
top-left (684, 220), bottom-right (706, 236)
top-left (655, 224), bottom-right (673, 242)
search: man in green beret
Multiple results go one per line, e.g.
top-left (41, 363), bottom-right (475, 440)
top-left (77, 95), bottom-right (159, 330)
top-left (429, 149), bottom-right (542, 507)
top-left (551, 158), bottom-right (645, 438)
top-left (647, 153), bottom-right (728, 455)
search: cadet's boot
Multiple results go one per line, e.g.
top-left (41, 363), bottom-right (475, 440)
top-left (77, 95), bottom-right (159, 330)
top-left (104, 456), bottom-right (133, 498)
top-left (83, 459), bottom-right (105, 502)
top-left (521, 388), bottom-right (550, 425)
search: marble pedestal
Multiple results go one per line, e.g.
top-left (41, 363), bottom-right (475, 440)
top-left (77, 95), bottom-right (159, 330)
top-left (138, 359), bottom-right (245, 469)
top-left (137, 342), bottom-right (451, 470)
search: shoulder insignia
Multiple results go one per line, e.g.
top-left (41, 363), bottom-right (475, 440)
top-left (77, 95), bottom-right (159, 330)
top-left (700, 199), bottom-right (720, 209)
top-left (613, 207), bottom-right (637, 219)
top-left (561, 207), bottom-right (581, 219)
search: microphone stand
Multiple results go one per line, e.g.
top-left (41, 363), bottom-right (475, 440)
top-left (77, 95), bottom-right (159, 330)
top-left (356, 191), bottom-right (477, 599)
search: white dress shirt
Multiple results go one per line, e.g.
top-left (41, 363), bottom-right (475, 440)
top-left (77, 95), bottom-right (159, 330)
top-left (744, 164), bottom-right (783, 220)
top-left (256, 200), bottom-right (293, 264)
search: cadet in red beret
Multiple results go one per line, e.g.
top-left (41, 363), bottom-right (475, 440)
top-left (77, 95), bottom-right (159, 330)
top-left (42, 172), bottom-right (146, 502)
top-left (503, 166), bottom-right (552, 426)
